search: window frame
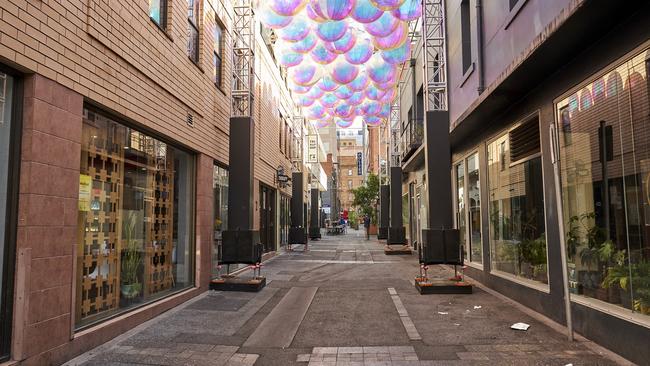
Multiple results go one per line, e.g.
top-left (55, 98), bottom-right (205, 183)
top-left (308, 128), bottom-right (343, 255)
top-left (551, 43), bottom-right (650, 326)
top-left (74, 104), bottom-right (197, 332)
top-left (0, 66), bottom-right (23, 362)
top-left (149, 0), bottom-right (169, 33)
top-left (460, 0), bottom-right (473, 75)
top-left (485, 110), bottom-right (550, 290)
top-left (213, 14), bottom-right (225, 88)
top-left (187, 0), bottom-right (200, 65)
top-left (504, 0), bottom-right (529, 30)
top-left (453, 150), bottom-right (483, 267)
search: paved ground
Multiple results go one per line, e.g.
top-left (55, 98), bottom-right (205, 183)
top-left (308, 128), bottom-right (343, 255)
top-left (65, 230), bottom-right (622, 366)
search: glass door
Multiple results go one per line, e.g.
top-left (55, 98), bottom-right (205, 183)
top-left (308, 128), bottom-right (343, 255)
top-left (0, 71), bottom-right (16, 361)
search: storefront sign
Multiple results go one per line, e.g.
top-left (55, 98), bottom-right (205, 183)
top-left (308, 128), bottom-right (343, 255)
top-left (307, 135), bottom-right (318, 163)
top-left (78, 174), bottom-right (91, 212)
top-left (357, 152), bottom-right (362, 175)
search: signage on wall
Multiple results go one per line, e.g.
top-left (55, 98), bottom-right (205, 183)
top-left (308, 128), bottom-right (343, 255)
top-left (357, 152), bottom-right (362, 175)
top-left (79, 174), bottom-right (92, 212)
top-left (307, 135), bottom-right (318, 163)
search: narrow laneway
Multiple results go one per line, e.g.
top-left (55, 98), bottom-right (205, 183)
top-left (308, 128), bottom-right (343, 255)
top-left (65, 231), bottom-right (618, 366)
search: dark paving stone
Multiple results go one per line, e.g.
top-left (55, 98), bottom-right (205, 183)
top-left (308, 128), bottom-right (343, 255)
top-left (186, 294), bottom-right (250, 312)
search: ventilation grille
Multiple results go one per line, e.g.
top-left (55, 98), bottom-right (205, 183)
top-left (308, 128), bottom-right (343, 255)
top-left (186, 112), bottom-right (194, 127)
top-left (509, 117), bottom-right (540, 163)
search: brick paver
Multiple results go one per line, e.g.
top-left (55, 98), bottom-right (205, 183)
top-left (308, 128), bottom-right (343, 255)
top-left (65, 230), bottom-right (620, 366)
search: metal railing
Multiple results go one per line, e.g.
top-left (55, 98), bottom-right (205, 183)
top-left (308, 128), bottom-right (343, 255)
top-left (400, 118), bottom-right (424, 162)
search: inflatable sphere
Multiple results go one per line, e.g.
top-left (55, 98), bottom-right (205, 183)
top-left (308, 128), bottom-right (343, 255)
top-left (350, 0), bottom-right (384, 23)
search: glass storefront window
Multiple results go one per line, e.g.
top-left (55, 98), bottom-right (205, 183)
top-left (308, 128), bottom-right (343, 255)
top-left (212, 165), bottom-right (228, 279)
top-left (76, 107), bottom-right (195, 328)
top-left (455, 153), bottom-right (482, 264)
top-left (455, 162), bottom-right (467, 259)
top-left (556, 48), bottom-right (650, 316)
top-left (0, 71), bottom-right (14, 359)
top-left (487, 119), bottom-right (548, 284)
top-left (280, 195), bottom-right (290, 247)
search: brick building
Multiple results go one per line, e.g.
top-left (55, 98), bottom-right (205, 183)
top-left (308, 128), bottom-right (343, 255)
top-left (0, 0), bottom-right (316, 364)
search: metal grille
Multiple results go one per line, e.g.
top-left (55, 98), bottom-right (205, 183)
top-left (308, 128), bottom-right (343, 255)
top-left (231, 0), bottom-right (255, 117)
top-left (422, 0), bottom-right (448, 112)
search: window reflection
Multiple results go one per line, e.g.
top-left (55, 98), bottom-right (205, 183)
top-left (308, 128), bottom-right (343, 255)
top-left (557, 49), bottom-right (650, 316)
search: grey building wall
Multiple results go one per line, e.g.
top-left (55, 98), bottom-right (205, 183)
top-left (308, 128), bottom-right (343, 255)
top-left (445, 1), bottom-right (650, 363)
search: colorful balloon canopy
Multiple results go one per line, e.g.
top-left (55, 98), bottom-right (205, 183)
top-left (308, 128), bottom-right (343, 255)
top-left (257, 0), bottom-right (419, 128)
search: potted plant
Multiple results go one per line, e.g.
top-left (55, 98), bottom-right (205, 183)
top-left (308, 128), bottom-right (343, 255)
top-left (121, 212), bottom-right (142, 300)
top-left (351, 173), bottom-right (380, 234)
top-left (520, 234), bottom-right (548, 283)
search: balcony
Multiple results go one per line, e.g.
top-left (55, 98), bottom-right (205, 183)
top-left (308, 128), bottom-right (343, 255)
top-left (400, 118), bottom-right (424, 163)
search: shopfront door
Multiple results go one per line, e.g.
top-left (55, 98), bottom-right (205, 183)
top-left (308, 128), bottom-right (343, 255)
top-left (260, 185), bottom-right (276, 253)
top-left (0, 70), bottom-right (18, 362)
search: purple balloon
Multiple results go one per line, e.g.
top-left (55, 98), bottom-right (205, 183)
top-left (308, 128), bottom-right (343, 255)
top-left (306, 86), bottom-right (325, 99)
top-left (370, 0), bottom-right (405, 11)
top-left (324, 30), bottom-right (356, 54)
top-left (379, 88), bottom-right (397, 103)
top-left (367, 53), bottom-right (397, 84)
top-left (289, 61), bottom-right (323, 86)
top-left (289, 81), bottom-right (312, 93)
top-left (320, 93), bottom-right (340, 108)
top-left (310, 42), bottom-right (338, 64)
top-left (348, 92), bottom-right (365, 105)
top-left (269, 0), bottom-right (308, 16)
top-left (278, 51), bottom-right (304, 67)
top-left (334, 103), bottom-right (353, 118)
top-left (336, 118), bottom-right (355, 128)
top-left (364, 12), bottom-right (400, 37)
top-left (290, 33), bottom-right (318, 53)
top-left (344, 38), bottom-right (373, 64)
top-left (348, 72), bottom-right (370, 91)
top-left (306, 104), bottom-right (327, 118)
top-left (306, 3), bottom-right (328, 22)
top-left (312, 0), bottom-right (356, 21)
top-left (329, 59), bottom-right (359, 84)
top-left (334, 85), bottom-right (354, 99)
top-left (362, 100), bottom-right (382, 115)
top-left (377, 103), bottom-right (391, 118)
top-left (317, 76), bottom-right (340, 91)
top-left (373, 22), bottom-right (407, 50)
top-left (380, 38), bottom-right (411, 64)
top-left (365, 116), bottom-right (383, 126)
top-left (313, 119), bottom-right (331, 128)
top-left (392, 0), bottom-right (421, 21)
top-left (259, 6), bottom-right (293, 29)
top-left (351, 0), bottom-right (384, 23)
top-left (365, 86), bottom-right (387, 101)
top-left (316, 20), bottom-right (349, 42)
top-left (276, 17), bottom-right (311, 42)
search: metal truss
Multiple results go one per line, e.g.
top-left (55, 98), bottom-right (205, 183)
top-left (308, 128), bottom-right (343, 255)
top-left (390, 93), bottom-right (401, 168)
top-left (231, 0), bottom-right (255, 117)
top-left (422, 0), bottom-right (448, 112)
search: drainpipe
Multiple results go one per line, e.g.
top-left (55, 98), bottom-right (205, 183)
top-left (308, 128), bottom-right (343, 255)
top-left (476, 0), bottom-right (485, 94)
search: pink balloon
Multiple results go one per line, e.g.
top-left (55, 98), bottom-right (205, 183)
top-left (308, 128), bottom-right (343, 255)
top-left (364, 12), bottom-right (400, 37)
top-left (370, 0), bottom-right (405, 11)
top-left (344, 38), bottom-right (373, 64)
top-left (365, 86), bottom-right (387, 101)
top-left (312, 0), bottom-right (356, 21)
top-left (310, 42), bottom-right (338, 64)
top-left (334, 85), bottom-right (354, 99)
top-left (289, 61), bottom-right (323, 86)
top-left (348, 92), bottom-right (365, 105)
top-left (351, 0), bottom-right (384, 23)
top-left (290, 33), bottom-right (318, 53)
top-left (295, 94), bottom-right (315, 107)
top-left (365, 116), bottom-right (383, 126)
top-left (379, 88), bottom-right (397, 103)
top-left (316, 20), bottom-right (348, 42)
top-left (381, 39), bottom-right (411, 64)
top-left (367, 53), bottom-right (397, 84)
top-left (269, 0), bottom-right (308, 16)
top-left (258, 5), bottom-right (293, 29)
top-left (306, 105), bottom-right (327, 118)
top-left (306, 86), bottom-right (325, 99)
top-left (392, 0), bottom-right (421, 21)
top-left (324, 30), bottom-right (356, 54)
top-left (275, 16), bottom-right (311, 42)
top-left (317, 76), bottom-right (340, 92)
top-left (334, 103), bottom-right (353, 118)
top-left (306, 3), bottom-right (328, 22)
top-left (336, 118), bottom-right (355, 128)
top-left (348, 72), bottom-right (370, 91)
top-left (320, 93), bottom-right (340, 108)
top-left (329, 59), bottom-right (359, 84)
top-left (373, 22), bottom-right (408, 50)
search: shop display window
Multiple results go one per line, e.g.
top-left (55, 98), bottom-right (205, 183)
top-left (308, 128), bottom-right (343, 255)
top-left (556, 48), bottom-right (650, 317)
top-left (455, 153), bottom-right (483, 264)
top-left (76, 107), bottom-right (195, 328)
top-left (487, 116), bottom-right (548, 284)
top-left (212, 165), bottom-right (228, 279)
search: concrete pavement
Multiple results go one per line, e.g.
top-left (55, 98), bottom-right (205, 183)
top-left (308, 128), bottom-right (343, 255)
top-left (64, 230), bottom-right (624, 366)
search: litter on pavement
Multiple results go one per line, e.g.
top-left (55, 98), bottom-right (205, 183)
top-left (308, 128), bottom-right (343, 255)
top-left (510, 322), bottom-right (531, 331)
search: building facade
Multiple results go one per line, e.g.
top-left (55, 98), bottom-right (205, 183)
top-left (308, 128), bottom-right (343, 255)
top-left (0, 0), bottom-right (320, 364)
top-left (397, 0), bottom-right (650, 363)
